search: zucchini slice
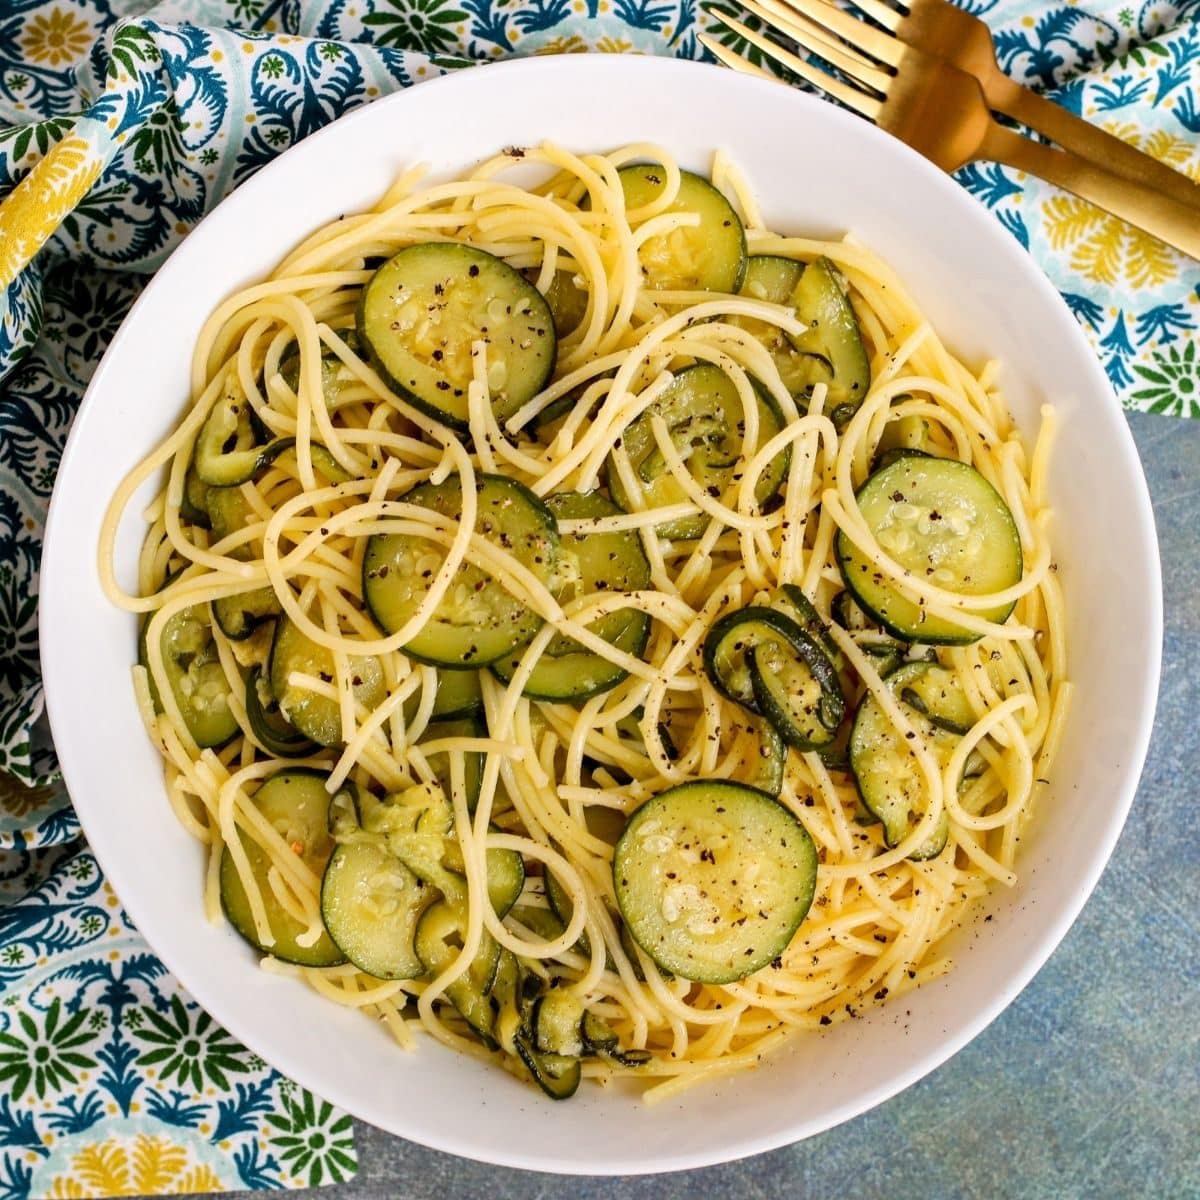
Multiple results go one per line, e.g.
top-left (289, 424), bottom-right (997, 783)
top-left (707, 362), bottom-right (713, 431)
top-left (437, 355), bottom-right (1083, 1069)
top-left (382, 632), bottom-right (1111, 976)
top-left (618, 165), bottom-right (747, 293)
top-left (402, 669), bottom-right (483, 723)
top-left (544, 867), bottom-right (605, 966)
top-left (320, 840), bottom-right (430, 979)
top-left (607, 364), bottom-right (788, 540)
top-left (543, 491), bottom-right (653, 653)
top-left (749, 636), bottom-right (844, 751)
top-left (581, 1010), bottom-right (652, 1067)
top-left (533, 988), bottom-right (585, 1057)
top-left (836, 456), bottom-right (1023, 644)
top-left (213, 587), bottom-right (280, 642)
top-left (140, 607), bottom-right (239, 749)
top-left (244, 665), bottom-right (316, 758)
top-left (893, 661), bottom-right (977, 735)
top-left (362, 781), bottom-right (524, 916)
top-left (775, 583), bottom-right (841, 663)
top-left (442, 836), bottom-right (526, 918)
top-left (490, 611), bottom-right (649, 703)
top-left (194, 374), bottom-right (267, 486)
top-left (255, 438), bottom-right (354, 485)
top-left (873, 415), bottom-right (931, 470)
top-left (327, 783), bottom-right (363, 839)
top-left (278, 340), bottom-right (359, 409)
top-left (219, 769), bottom-right (344, 966)
top-left (363, 473), bottom-right (559, 668)
top-left (414, 900), bottom-right (501, 1043)
top-left (203, 476), bottom-right (281, 640)
top-left (726, 712), bottom-right (786, 797)
top-left (541, 268), bottom-right (589, 337)
top-left (732, 255), bottom-right (817, 396)
top-left (269, 616), bottom-right (386, 747)
top-left (786, 257), bottom-right (871, 426)
top-left (513, 1035), bottom-right (582, 1100)
top-left (702, 606), bottom-right (806, 710)
top-left (849, 661), bottom-right (975, 860)
top-left (357, 242), bottom-right (556, 431)
top-left (422, 716), bottom-right (485, 813)
top-left (205, 484), bottom-right (256, 543)
top-left (613, 780), bottom-right (817, 984)
top-left (490, 490), bottom-right (651, 702)
top-left (181, 464), bottom-right (211, 528)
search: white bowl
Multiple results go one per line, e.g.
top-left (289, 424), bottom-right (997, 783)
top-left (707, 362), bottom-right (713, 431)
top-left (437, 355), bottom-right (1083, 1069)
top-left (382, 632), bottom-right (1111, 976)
top-left (40, 55), bottom-right (1161, 1175)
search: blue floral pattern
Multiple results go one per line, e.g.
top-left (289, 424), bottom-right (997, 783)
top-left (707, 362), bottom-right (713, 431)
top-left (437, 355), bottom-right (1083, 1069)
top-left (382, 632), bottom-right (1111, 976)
top-left (0, 850), bottom-right (355, 1195)
top-left (0, 0), bottom-right (1195, 1193)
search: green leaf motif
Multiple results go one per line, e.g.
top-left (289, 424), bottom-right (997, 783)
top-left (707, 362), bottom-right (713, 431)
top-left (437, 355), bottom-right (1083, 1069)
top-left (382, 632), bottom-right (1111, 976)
top-left (106, 24), bottom-right (160, 82)
top-left (362, 0), bottom-right (472, 56)
top-left (129, 994), bottom-right (251, 1091)
top-left (0, 998), bottom-right (100, 1101)
top-left (266, 1090), bottom-right (357, 1186)
top-left (1130, 341), bottom-right (1200, 418)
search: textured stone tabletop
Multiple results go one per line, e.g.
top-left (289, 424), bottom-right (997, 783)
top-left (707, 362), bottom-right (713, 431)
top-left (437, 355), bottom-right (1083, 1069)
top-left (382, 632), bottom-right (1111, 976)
top-left (210, 412), bottom-right (1200, 1200)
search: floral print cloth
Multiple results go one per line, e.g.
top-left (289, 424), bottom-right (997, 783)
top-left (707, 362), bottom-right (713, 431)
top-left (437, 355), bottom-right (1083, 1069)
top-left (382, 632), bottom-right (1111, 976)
top-left (0, 0), bottom-right (1195, 1194)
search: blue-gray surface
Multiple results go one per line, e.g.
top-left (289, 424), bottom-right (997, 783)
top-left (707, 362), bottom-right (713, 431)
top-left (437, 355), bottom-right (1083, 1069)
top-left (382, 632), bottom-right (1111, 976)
top-left (217, 414), bottom-right (1200, 1200)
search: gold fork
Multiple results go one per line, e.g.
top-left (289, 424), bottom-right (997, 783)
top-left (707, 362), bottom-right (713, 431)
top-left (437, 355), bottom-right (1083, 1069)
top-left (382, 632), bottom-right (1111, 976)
top-left (852, 0), bottom-right (1200, 211)
top-left (701, 0), bottom-right (1200, 260)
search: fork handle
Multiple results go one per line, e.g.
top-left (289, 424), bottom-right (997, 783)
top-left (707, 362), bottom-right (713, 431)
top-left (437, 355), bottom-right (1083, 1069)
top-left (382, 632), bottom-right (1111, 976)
top-left (980, 124), bottom-right (1200, 261)
top-left (983, 70), bottom-right (1200, 214)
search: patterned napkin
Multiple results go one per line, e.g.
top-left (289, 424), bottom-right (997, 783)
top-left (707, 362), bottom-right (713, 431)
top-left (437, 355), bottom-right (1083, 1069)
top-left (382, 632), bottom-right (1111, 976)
top-left (0, 0), bottom-right (1196, 1195)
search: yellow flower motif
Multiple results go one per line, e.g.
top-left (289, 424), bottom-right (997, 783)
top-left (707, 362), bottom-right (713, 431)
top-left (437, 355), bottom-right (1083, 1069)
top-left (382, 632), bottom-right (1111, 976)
top-left (0, 135), bottom-right (104, 288)
top-left (1102, 122), bottom-right (1200, 180)
top-left (597, 36), bottom-right (634, 52)
top-left (533, 35), bottom-right (587, 54)
top-left (1043, 193), bottom-right (1179, 289)
top-left (20, 8), bottom-right (92, 67)
top-left (47, 1135), bottom-right (224, 1197)
top-left (0, 775), bottom-right (57, 819)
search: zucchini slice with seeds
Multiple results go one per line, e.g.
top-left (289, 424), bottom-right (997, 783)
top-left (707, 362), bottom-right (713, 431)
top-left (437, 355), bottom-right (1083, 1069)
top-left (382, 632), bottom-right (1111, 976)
top-left (320, 840), bottom-right (430, 980)
top-left (220, 769), bottom-right (344, 967)
top-left (836, 455), bottom-right (1023, 644)
top-left (618, 165), bottom-right (746, 293)
top-left (614, 780), bottom-right (817, 984)
top-left (140, 607), bottom-right (239, 749)
top-left (363, 473), bottom-right (559, 668)
top-left (357, 242), bottom-right (556, 431)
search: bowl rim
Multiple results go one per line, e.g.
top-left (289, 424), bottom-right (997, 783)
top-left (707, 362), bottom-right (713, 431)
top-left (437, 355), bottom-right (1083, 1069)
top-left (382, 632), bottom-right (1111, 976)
top-left (40, 52), bottom-right (1163, 1175)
